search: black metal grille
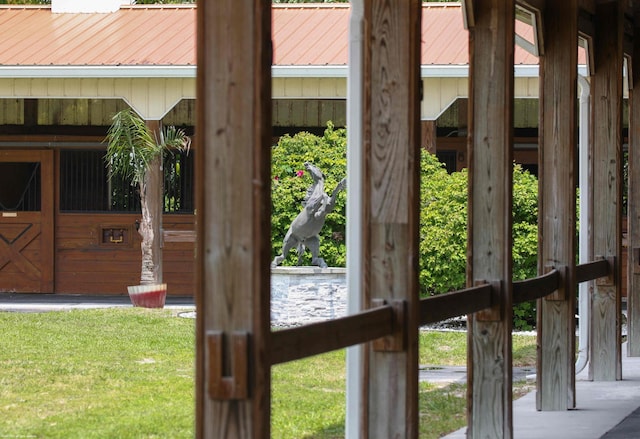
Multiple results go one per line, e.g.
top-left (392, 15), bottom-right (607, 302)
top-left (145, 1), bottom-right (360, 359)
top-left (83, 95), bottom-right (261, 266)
top-left (0, 162), bottom-right (40, 211)
top-left (60, 149), bottom-right (194, 213)
top-left (163, 151), bottom-right (194, 213)
top-left (436, 150), bottom-right (458, 174)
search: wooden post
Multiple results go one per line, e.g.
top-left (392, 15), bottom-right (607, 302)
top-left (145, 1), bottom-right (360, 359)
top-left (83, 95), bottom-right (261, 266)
top-left (421, 120), bottom-right (437, 153)
top-left (195, 1), bottom-right (272, 438)
top-left (589, 2), bottom-right (623, 381)
top-left (536, 0), bottom-right (577, 410)
top-left (361, 0), bottom-right (421, 437)
top-left (467, 0), bottom-right (514, 437)
top-left (627, 17), bottom-right (640, 357)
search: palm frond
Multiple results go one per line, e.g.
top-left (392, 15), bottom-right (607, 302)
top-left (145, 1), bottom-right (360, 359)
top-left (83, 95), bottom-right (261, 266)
top-left (104, 109), bottom-right (163, 186)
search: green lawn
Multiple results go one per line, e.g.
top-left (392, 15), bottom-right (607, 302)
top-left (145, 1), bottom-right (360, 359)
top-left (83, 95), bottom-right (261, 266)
top-left (0, 308), bottom-right (536, 438)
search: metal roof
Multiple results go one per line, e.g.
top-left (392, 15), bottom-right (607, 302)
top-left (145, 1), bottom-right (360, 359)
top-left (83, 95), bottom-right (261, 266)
top-left (0, 3), bottom-right (542, 77)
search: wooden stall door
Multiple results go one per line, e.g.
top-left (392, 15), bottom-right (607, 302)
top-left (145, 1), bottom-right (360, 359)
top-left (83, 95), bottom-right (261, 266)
top-left (0, 150), bottom-right (54, 293)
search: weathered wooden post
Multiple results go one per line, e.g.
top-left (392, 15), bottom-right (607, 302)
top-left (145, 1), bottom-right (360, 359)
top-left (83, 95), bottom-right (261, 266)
top-left (195, 0), bottom-right (272, 437)
top-left (590, 1), bottom-right (624, 381)
top-left (359, 0), bottom-right (422, 437)
top-left (536, 0), bottom-right (578, 410)
top-left (466, 0), bottom-right (515, 436)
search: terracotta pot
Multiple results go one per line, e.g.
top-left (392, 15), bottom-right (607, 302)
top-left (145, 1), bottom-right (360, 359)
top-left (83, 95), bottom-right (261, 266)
top-left (127, 283), bottom-right (167, 308)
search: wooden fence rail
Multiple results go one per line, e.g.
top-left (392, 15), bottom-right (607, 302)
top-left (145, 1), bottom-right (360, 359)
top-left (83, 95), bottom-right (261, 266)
top-left (512, 269), bottom-right (560, 304)
top-left (271, 304), bottom-right (396, 365)
top-left (419, 283), bottom-right (493, 325)
top-left (269, 258), bottom-right (613, 365)
top-left (575, 258), bottom-right (611, 283)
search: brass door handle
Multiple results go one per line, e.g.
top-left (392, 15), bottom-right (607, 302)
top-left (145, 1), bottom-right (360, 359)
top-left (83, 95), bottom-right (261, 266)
top-left (108, 229), bottom-right (125, 244)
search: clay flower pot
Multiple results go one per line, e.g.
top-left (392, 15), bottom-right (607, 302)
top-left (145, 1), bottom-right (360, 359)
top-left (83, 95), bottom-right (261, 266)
top-left (127, 283), bottom-right (167, 308)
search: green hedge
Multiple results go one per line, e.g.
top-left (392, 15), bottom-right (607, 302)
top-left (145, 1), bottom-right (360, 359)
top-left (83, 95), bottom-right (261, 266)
top-left (271, 123), bottom-right (347, 267)
top-left (271, 124), bottom-right (539, 330)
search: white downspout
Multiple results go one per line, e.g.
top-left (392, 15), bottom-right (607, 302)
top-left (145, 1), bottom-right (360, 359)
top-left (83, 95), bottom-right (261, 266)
top-left (576, 74), bottom-right (591, 374)
top-left (345, 1), bottom-right (364, 437)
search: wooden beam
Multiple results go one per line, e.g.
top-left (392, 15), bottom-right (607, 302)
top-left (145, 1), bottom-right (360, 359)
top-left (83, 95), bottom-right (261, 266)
top-left (627, 19), bottom-right (640, 356)
top-left (466, 0), bottom-right (515, 437)
top-left (421, 120), bottom-right (437, 154)
top-left (195, 0), bottom-right (272, 437)
top-left (420, 284), bottom-right (494, 324)
top-left (536, 0), bottom-right (578, 410)
top-left (516, 0), bottom-right (546, 14)
top-left (270, 305), bottom-right (395, 365)
top-left (576, 258), bottom-right (611, 282)
top-left (590, 1), bottom-right (624, 381)
top-left (513, 269), bottom-right (561, 303)
top-left (361, 0), bottom-right (421, 437)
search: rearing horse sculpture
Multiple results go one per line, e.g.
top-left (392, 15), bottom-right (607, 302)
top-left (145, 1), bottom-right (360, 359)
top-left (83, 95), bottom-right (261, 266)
top-left (271, 162), bottom-right (346, 268)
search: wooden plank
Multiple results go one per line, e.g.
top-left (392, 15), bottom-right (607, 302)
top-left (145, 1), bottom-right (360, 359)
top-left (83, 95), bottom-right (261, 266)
top-left (576, 259), bottom-right (610, 283)
top-left (163, 230), bottom-right (196, 243)
top-left (421, 120), bottom-right (437, 153)
top-left (512, 269), bottom-right (560, 304)
top-left (196, 1), bottom-right (272, 438)
top-left (628, 19), bottom-right (640, 357)
top-left (536, 0), bottom-right (578, 411)
top-left (467, 0), bottom-right (515, 436)
top-left (590, 1), bottom-right (623, 381)
top-left (53, 213), bottom-right (195, 295)
top-left (420, 284), bottom-right (493, 324)
top-left (271, 305), bottom-right (395, 365)
top-left (359, 1), bottom-right (422, 437)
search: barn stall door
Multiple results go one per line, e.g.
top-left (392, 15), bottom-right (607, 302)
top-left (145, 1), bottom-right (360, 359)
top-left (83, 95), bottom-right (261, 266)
top-left (0, 150), bottom-right (54, 293)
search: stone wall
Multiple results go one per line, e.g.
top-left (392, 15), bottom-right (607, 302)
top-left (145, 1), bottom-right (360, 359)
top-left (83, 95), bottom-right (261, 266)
top-left (271, 267), bottom-right (347, 326)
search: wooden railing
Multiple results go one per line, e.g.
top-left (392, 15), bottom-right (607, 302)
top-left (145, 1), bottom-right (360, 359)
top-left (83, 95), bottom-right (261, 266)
top-left (269, 258), bottom-right (613, 365)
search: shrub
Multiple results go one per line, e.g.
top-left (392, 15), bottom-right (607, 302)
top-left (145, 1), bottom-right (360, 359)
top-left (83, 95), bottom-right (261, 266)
top-left (271, 122), bottom-right (347, 267)
top-left (419, 150), bottom-right (539, 330)
top-left (270, 125), bottom-right (540, 330)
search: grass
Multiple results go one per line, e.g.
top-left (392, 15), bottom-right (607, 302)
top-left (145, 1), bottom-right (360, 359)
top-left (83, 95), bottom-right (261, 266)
top-left (0, 308), bottom-right (194, 438)
top-left (0, 309), bottom-right (537, 438)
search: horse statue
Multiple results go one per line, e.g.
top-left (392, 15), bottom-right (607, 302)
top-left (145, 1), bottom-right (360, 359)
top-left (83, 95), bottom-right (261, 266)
top-left (271, 162), bottom-right (346, 268)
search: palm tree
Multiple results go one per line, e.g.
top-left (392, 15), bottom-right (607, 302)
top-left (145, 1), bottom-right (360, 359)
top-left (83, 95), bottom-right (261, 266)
top-left (105, 108), bottom-right (190, 286)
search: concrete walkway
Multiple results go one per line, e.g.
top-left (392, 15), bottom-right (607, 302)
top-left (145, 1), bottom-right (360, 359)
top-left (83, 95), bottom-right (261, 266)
top-left (0, 292), bottom-right (194, 312)
top-left (444, 344), bottom-right (640, 439)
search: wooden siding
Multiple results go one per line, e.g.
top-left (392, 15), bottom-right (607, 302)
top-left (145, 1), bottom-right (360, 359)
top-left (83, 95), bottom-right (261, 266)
top-left (272, 99), bottom-right (346, 127)
top-left (38, 99), bottom-right (128, 126)
top-left (55, 213), bottom-right (195, 295)
top-left (0, 77), bottom-right (196, 120)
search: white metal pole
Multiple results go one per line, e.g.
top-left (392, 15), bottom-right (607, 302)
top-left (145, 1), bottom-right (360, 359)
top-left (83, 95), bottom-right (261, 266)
top-left (345, 1), bottom-right (364, 437)
top-left (576, 74), bottom-right (591, 374)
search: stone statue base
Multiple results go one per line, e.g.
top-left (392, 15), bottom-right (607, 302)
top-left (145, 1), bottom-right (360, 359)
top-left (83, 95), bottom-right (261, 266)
top-left (271, 266), bottom-right (346, 326)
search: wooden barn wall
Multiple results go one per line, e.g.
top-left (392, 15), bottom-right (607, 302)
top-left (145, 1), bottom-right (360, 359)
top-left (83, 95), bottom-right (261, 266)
top-left (55, 213), bottom-right (195, 296)
top-left (38, 99), bottom-right (129, 126)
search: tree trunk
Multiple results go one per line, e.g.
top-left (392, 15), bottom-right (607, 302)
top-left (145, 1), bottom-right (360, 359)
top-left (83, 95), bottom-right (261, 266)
top-left (138, 154), bottom-right (163, 285)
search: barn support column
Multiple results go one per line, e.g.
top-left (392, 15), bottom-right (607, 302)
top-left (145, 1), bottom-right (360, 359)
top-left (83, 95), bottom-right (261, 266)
top-left (536, 0), bottom-right (578, 410)
top-left (466, 0), bottom-right (515, 437)
top-left (589, 2), bottom-right (624, 381)
top-left (195, 1), bottom-right (272, 438)
top-left (360, 0), bottom-right (421, 437)
top-left (627, 17), bottom-right (640, 357)
top-left (421, 120), bottom-right (437, 153)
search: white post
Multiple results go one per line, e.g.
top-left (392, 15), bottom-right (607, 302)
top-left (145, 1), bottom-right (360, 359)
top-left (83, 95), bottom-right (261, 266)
top-left (576, 74), bottom-right (591, 373)
top-left (345, 1), bottom-right (364, 437)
